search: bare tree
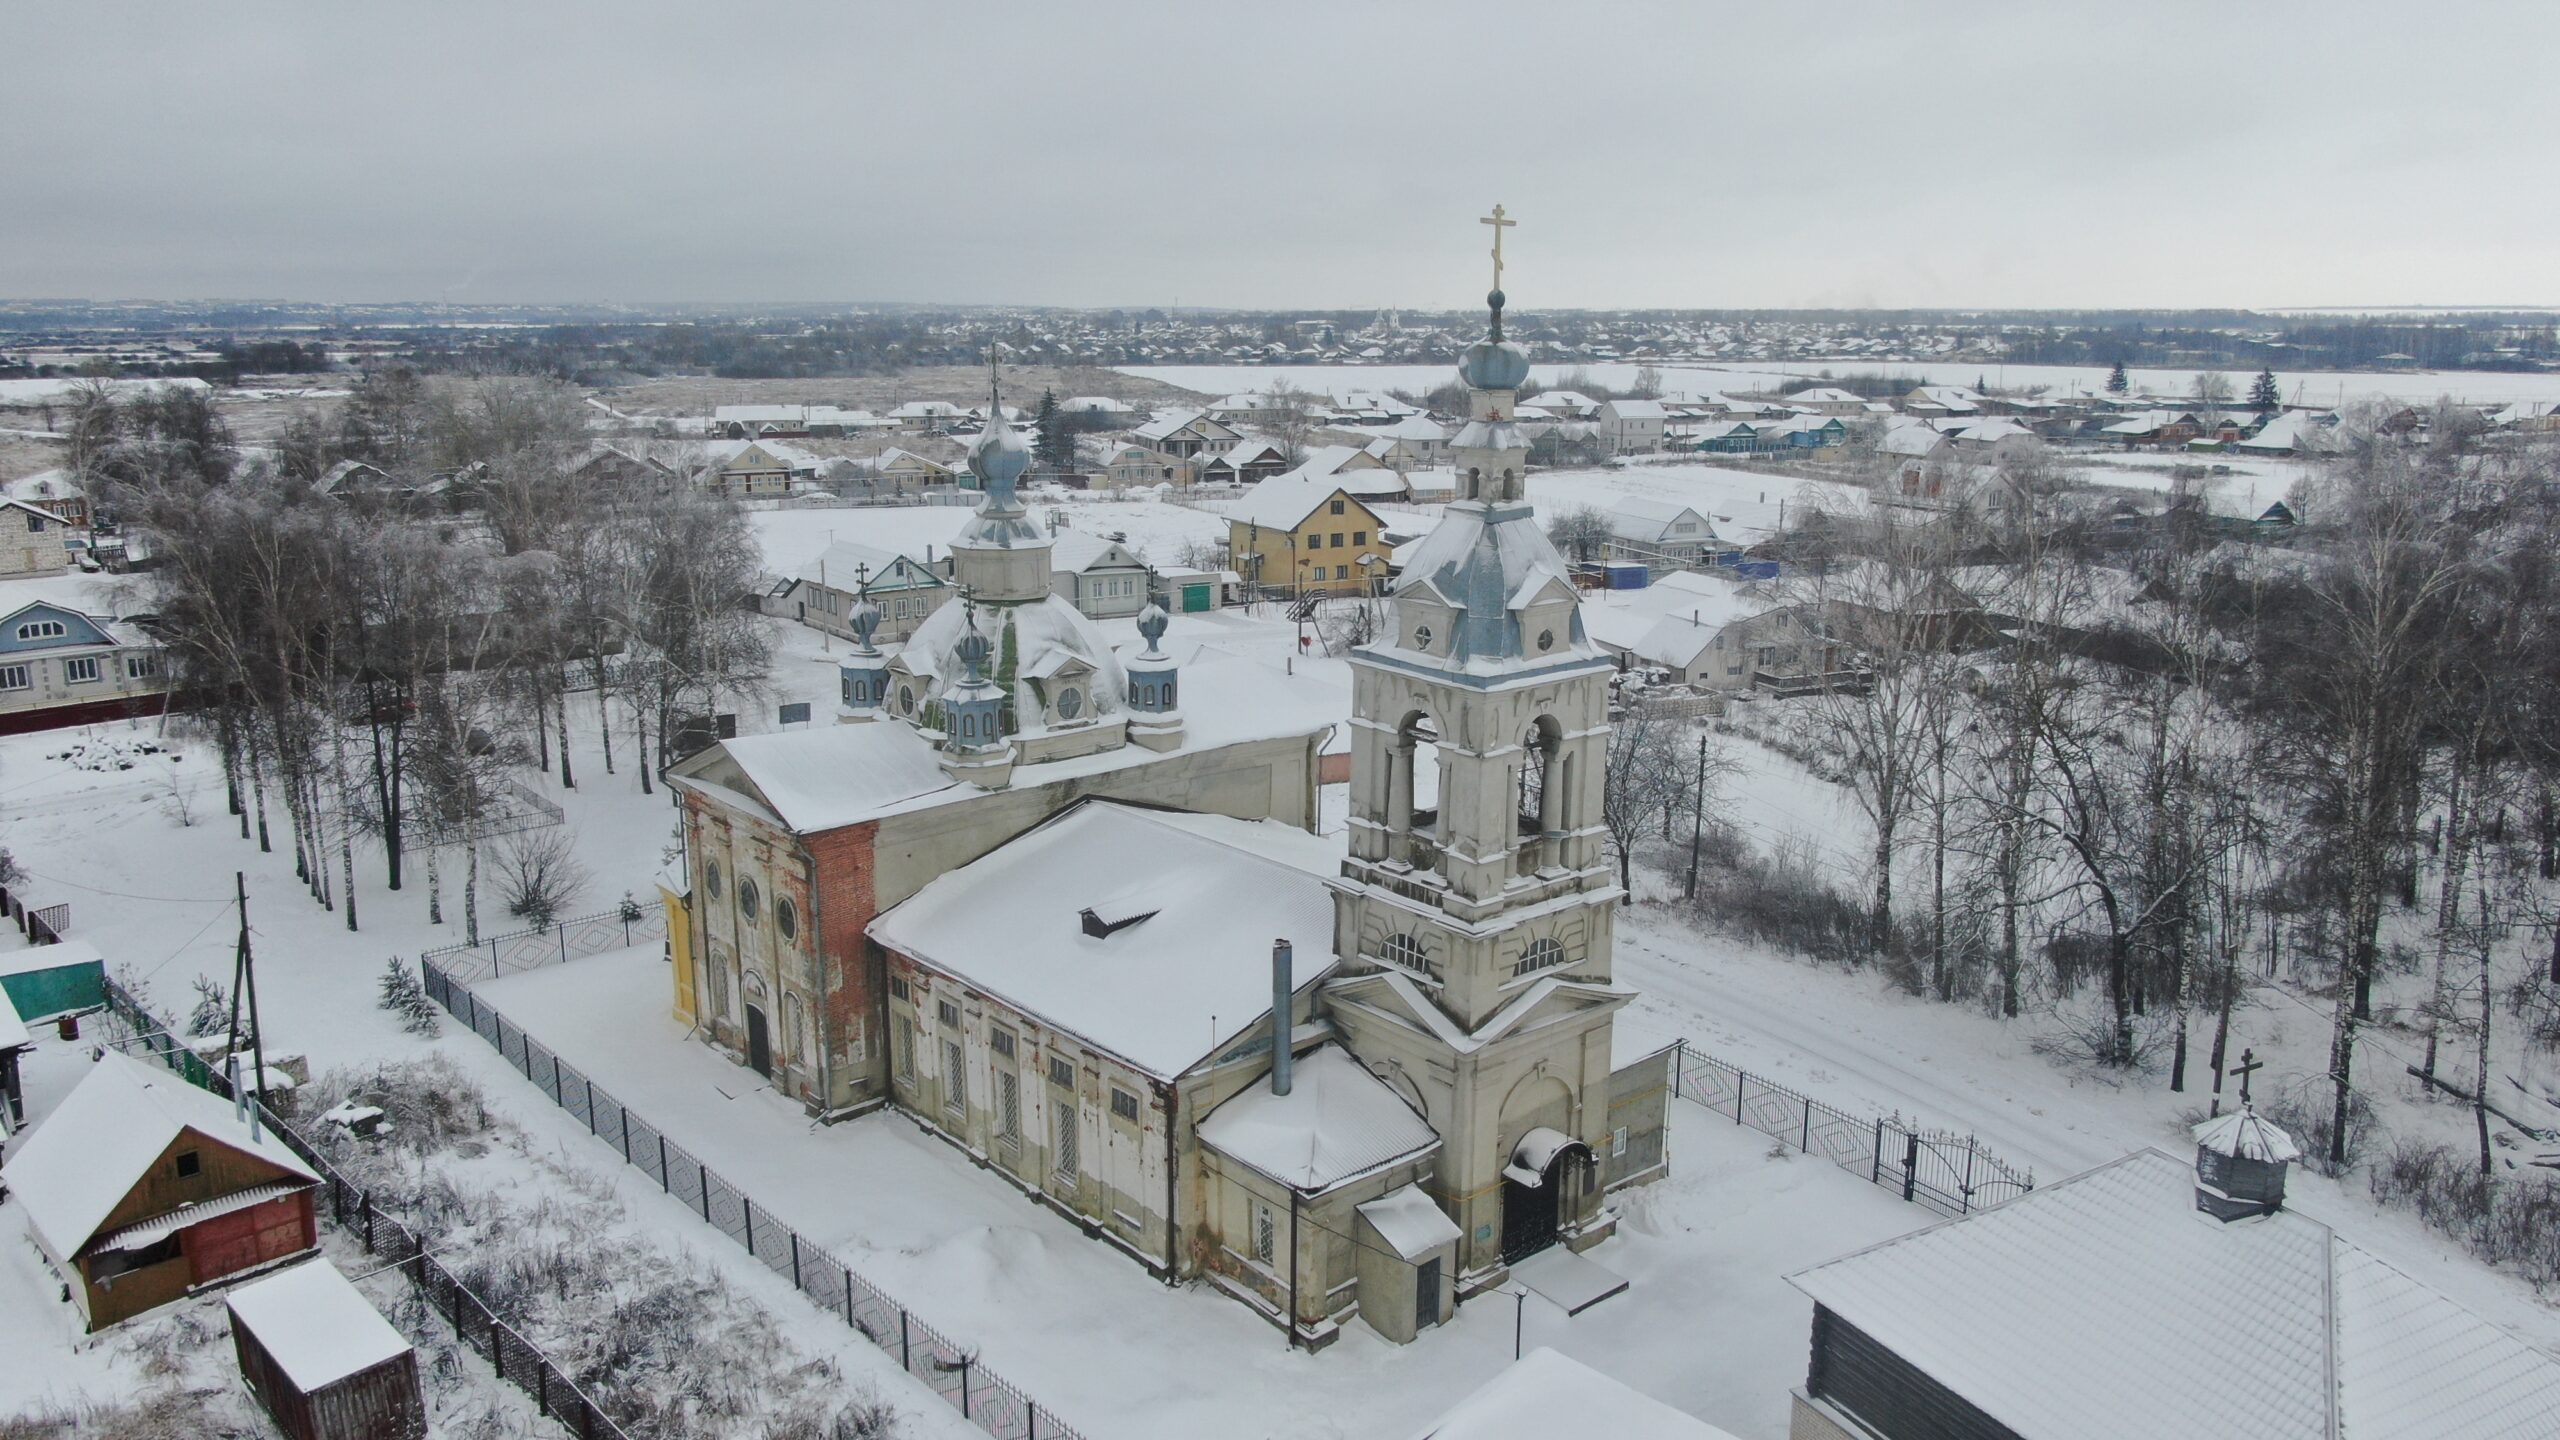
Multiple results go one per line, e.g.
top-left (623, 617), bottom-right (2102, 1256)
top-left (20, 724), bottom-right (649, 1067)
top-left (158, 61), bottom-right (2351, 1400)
top-left (1546, 505), bottom-right (1615, 566)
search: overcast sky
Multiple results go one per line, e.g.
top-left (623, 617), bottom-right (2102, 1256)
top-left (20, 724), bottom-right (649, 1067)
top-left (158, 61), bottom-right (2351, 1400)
top-left (6, 2), bottom-right (2554, 312)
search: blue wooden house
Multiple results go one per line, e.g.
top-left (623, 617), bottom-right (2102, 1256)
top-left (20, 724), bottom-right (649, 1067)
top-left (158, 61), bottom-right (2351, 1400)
top-left (0, 599), bottom-right (170, 734)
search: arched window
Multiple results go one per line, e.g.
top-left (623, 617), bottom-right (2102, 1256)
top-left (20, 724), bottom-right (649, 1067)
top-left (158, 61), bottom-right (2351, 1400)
top-left (775, 896), bottom-right (798, 941)
top-left (704, 860), bottom-right (723, 902)
top-left (738, 877), bottom-right (760, 922)
top-left (1519, 717), bottom-right (1563, 836)
top-left (1382, 933), bottom-right (1434, 978)
top-left (1514, 937), bottom-right (1568, 979)
top-left (708, 956), bottom-right (732, 1018)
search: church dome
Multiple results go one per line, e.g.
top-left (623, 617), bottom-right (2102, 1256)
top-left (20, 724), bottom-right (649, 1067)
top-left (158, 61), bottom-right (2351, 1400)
top-left (968, 409), bottom-right (1030, 491)
top-left (1458, 322), bottom-right (1531, 392)
top-left (891, 593), bottom-right (1130, 739)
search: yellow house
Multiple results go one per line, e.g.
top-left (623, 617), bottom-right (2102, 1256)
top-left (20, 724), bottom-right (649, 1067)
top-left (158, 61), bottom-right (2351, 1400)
top-left (1227, 476), bottom-right (1391, 596)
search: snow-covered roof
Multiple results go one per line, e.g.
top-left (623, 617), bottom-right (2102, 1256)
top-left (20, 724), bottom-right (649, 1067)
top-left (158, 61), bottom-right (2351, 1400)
top-left (1356, 1184), bottom-right (1462, 1259)
top-left (0, 980), bottom-right (27, 1052)
top-left (870, 802), bottom-right (1341, 1079)
top-left (1790, 1148), bottom-right (2560, 1440)
top-left (798, 540), bottom-right (939, 590)
top-left (2192, 1108), bottom-right (2302, 1163)
top-left (1877, 422), bottom-right (1949, 458)
top-left (1602, 399), bottom-right (1668, 419)
top-left (1605, 498), bottom-right (1716, 543)
top-left (1408, 1348), bottom-right (1743, 1440)
top-left (1375, 503), bottom-right (1607, 681)
top-left (1198, 1044), bottom-right (1439, 1193)
top-left (688, 646), bottom-right (1340, 834)
top-left (1, 1051), bottom-right (318, 1262)
top-left (1046, 530), bottom-right (1146, 575)
top-left (226, 1259), bottom-right (412, 1391)
top-left (1226, 473), bottom-right (1376, 531)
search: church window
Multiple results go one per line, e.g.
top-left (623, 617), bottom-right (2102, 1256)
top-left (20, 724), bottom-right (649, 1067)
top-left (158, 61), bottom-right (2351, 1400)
top-left (777, 896), bottom-right (799, 940)
top-left (898, 683), bottom-right (916, 713)
top-left (1515, 937), bottom-right (1568, 978)
top-left (1382, 933), bottom-right (1431, 977)
top-left (896, 1021), bottom-right (915, 1080)
top-left (890, 976), bottom-right (911, 1003)
top-left (937, 999), bottom-right (961, 1029)
top-left (1058, 687), bottom-right (1083, 719)
top-left (704, 861), bottom-right (723, 902)
top-left (943, 1041), bottom-right (966, 1114)
top-left (1252, 1201), bottom-right (1277, 1265)
top-left (1049, 1055), bottom-right (1074, 1088)
top-left (709, 959), bottom-right (732, 1019)
top-left (784, 992), bottom-right (806, 1063)
top-left (737, 878), bottom-right (760, 921)
top-left (1055, 1103), bottom-right (1080, 1177)
top-left (1110, 1087), bottom-right (1141, 1124)
top-left (1412, 625), bottom-right (1432, 649)
top-left (992, 1027), bottom-right (1016, 1058)
top-left (998, 1071), bottom-right (1022, 1143)
top-left (1537, 628), bottom-right (1555, 652)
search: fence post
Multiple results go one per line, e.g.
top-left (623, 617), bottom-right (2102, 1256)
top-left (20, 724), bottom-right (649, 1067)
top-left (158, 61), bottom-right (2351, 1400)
top-left (619, 1106), bottom-right (631, 1162)
top-left (961, 1355), bottom-right (971, 1419)
top-left (1734, 1070), bottom-right (1746, 1124)
top-left (1800, 1101), bottom-right (1810, 1154)
top-left (743, 1195), bottom-right (755, 1256)
top-left (1671, 1040), bottom-right (1685, 1102)
top-left (790, 1231), bottom-right (802, 1289)
top-left (585, 1076), bottom-right (596, 1133)
top-left (901, 1311), bottom-right (911, 1371)
top-left (538, 1362), bottom-right (550, 1417)
top-left (559, 925), bottom-right (569, 963)
top-left (1871, 1117), bottom-right (1884, 1184)
top-left (489, 937), bottom-right (499, 975)
top-left (1962, 1137), bottom-right (1977, 1214)
top-left (552, 1053), bottom-right (563, 1099)
top-left (699, 1162), bottom-right (711, 1221)
top-left (658, 1134), bottom-right (670, 1191)
top-left (1902, 1130), bottom-right (1920, 1203)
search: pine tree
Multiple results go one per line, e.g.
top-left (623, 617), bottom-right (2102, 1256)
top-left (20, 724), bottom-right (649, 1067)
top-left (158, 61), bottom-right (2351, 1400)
top-left (377, 955), bottom-right (440, 1036)
top-left (2105, 360), bottom-right (2130, 396)
top-left (1032, 389), bottom-right (1072, 475)
top-left (2248, 367), bottom-right (2281, 411)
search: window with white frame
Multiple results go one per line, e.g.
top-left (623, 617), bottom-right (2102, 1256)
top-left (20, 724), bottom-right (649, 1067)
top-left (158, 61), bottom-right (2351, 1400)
top-left (0, 665), bottom-right (26, 691)
top-left (16, 620), bottom-right (64, 641)
top-left (124, 653), bottom-right (159, 680)
top-left (1514, 937), bottom-right (1568, 979)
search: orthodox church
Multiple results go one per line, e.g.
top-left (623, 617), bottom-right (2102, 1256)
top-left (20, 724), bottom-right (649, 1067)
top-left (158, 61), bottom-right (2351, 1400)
top-left (665, 236), bottom-right (1672, 1348)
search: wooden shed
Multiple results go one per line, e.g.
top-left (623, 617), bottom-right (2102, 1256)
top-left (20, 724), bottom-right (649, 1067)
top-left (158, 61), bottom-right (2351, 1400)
top-left (227, 1259), bottom-right (426, 1440)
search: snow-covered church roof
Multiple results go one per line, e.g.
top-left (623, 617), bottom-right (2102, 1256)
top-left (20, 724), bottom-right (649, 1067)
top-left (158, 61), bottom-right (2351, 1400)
top-left (867, 801), bottom-right (1342, 1079)
top-left (1198, 1045), bottom-right (1439, 1194)
top-left (1789, 1148), bottom-right (2560, 1440)
top-left (1408, 1348), bottom-right (1745, 1440)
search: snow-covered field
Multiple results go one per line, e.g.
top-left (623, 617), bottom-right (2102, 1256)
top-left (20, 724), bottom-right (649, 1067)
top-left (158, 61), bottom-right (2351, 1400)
top-left (1125, 361), bottom-right (2560, 411)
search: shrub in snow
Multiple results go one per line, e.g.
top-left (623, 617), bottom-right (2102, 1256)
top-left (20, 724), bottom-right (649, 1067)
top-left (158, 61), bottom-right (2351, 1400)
top-left (186, 973), bottom-right (229, 1037)
top-left (377, 955), bottom-right (441, 1037)
top-left (496, 826), bottom-right (588, 928)
top-left (2260, 1074), bottom-right (2377, 1175)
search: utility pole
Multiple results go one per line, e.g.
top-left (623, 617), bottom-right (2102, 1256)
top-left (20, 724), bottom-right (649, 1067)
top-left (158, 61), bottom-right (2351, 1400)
top-left (221, 871), bottom-right (271, 1134)
top-left (1686, 733), bottom-right (1709, 900)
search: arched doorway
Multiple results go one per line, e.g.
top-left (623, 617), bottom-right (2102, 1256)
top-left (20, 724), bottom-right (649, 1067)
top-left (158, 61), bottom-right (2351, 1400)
top-left (744, 1004), bottom-right (772, 1078)
top-left (1500, 1127), bottom-right (1592, 1263)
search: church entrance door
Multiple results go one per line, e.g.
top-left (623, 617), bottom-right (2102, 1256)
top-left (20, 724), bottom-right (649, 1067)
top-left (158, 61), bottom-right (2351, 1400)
top-left (745, 1004), bottom-right (772, 1078)
top-left (1500, 1166), bottom-right (1560, 1263)
top-left (1415, 1257), bottom-right (1442, 1331)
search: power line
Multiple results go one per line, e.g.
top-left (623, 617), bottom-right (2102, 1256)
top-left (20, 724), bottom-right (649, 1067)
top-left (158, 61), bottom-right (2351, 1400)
top-left (12, 864), bottom-right (231, 906)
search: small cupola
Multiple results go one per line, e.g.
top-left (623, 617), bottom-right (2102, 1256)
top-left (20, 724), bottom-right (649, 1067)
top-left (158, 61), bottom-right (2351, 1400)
top-left (2191, 1107), bottom-right (2299, 1222)
top-left (1123, 587), bottom-right (1185, 752)
top-left (838, 597), bottom-right (891, 720)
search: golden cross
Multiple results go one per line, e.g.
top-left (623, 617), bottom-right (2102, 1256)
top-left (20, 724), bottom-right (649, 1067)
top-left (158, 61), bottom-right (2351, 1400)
top-left (1480, 204), bottom-right (1514, 291)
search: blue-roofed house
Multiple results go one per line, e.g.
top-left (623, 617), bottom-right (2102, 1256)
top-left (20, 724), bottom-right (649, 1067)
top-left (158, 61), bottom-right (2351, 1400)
top-left (0, 598), bottom-right (170, 733)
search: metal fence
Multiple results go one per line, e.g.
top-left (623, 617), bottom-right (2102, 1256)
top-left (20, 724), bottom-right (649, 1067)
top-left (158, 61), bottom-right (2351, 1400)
top-left (421, 957), bottom-right (1089, 1440)
top-left (421, 902), bottom-right (668, 986)
top-left (0, 882), bottom-right (70, 943)
top-left (1671, 1043), bottom-right (2034, 1217)
top-left (98, 980), bottom-right (632, 1440)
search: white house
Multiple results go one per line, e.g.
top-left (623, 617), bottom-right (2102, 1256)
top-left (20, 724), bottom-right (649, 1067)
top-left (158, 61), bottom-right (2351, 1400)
top-left (1597, 399), bottom-right (1668, 453)
top-left (1047, 530), bottom-right (1153, 619)
top-left (0, 596), bottom-right (170, 732)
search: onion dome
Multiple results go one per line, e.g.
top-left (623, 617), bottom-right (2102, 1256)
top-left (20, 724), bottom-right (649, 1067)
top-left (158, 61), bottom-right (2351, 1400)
top-left (968, 408), bottom-right (1030, 498)
top-left (1458, 289), bottom-right (1530, 391)
top-left (848, 596), bottom-right (883, 654)
top-left (1136, 596), bottom-right (1171, 657)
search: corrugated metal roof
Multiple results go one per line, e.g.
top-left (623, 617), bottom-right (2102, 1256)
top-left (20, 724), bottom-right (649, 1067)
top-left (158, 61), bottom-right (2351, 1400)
top-left (92, 1179), bottom-right (311, 1254)
top-left (1790, 1149), bottom-right (2560, 1440)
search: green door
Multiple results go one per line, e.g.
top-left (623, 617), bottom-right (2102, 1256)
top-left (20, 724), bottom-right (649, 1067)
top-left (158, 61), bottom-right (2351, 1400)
top-left (1181, 583), bottom-right (1212, 612)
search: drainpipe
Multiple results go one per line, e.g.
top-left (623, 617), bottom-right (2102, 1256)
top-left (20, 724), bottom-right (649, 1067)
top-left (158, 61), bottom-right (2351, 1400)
top-left (803, 846), bottom-right (830, 1116)
top-left (1163, 1078), bottom-right (1180, 1281)
top-left (1287, 1183), bottom-right (1302, 1351)
top-left (1271, 939), bottom-right (1293, 1097)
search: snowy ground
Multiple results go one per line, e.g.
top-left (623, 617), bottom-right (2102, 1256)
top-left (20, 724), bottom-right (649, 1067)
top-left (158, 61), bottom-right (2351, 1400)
top-left (482, 943), bottom-right (1918, 1440)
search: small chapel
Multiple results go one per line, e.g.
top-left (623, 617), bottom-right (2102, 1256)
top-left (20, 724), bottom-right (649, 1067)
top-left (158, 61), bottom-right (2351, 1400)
top-left (666, 221), bottom-right (1673, 1348)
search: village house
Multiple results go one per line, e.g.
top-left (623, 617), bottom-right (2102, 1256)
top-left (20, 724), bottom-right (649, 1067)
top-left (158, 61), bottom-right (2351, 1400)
top-left (1092, 441), bottom-right (1191, 489)
top-left (789, 541), bottom-right (952, 643)
top-left (0, 596), bottom-right (170, 733)
top-left (1785, 386), bottom-right (1871, 416)
top-left (887, 399), bottom-right (970, 429)
top-left (873, 446), bottom-right (959, 490)
top-left (699, 439), bottom-right (822, 498)
top-left (1596, 398), bottom-right (1667, 453)
top-left (5, 470), bottom-right (90, 528)
top-left (1786, 1115), bottom-right (2560, 1440)
top-left (1899, 384), bottom-right (1985, 418)
top-left (564, 442), bottom-right (676, 491)
top-left (1524, 389), bottom-right (1599, 421)
top-left (1133, 408), bottom-right (1245, 460)
top-left (1047, 529), bottom-right (1153, 618)
top-left (1061, 395), bottom-right (1142, 425)
top-left (1226, 474), bottom-right (1392, 596)
top-left (1196, 438), bottom-right (1291, 486)
top-left (0, 1052), bottom-right (320, 1331)
top-left (0, 498), bottom-right (70, 579)
top-left (1602, 499), bottom-right (1724, 574)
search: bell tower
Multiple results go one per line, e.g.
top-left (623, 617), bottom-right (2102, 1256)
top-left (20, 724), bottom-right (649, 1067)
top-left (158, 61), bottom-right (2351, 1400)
top-left (1324, 210), bottom-right (1633, 1285)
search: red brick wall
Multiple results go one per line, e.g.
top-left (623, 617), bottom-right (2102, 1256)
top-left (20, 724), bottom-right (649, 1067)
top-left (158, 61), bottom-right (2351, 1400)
top-left (806, 821), bottom-right (884, 1107)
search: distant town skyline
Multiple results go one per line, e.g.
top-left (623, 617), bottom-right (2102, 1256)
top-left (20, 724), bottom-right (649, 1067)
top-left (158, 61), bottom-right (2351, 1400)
top-left (5, 1), bottom-right (2553, 312)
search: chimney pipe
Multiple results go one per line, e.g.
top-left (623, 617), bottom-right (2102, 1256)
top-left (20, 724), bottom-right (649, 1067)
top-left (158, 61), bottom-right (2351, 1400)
top-left (1271, 939), bottom-right (1294, 1096)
